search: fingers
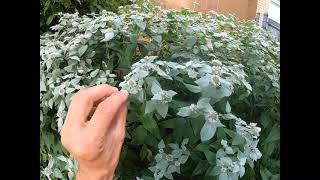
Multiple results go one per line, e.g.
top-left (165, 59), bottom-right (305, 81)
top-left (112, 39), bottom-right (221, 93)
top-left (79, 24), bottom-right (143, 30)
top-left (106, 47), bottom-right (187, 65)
top-left (89, 90), bottom-right (128, 133)
top-left (112, 103), bottom-right (128, 152)
top-left (66, 84), bottom-right (118, 126)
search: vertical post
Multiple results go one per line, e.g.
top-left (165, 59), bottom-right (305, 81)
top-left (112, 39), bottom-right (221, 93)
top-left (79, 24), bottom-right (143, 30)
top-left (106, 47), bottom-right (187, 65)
top-left (255, 12), bottom-right (260, 25)
top-left (262, 12), bottom-right (269, 30)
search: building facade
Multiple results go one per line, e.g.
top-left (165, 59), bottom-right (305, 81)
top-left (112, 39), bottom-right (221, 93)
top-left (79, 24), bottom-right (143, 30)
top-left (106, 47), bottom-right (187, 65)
top-left (256, 0), bottom-right (280, 40)
top-left (158, 0), bottom-right (258, 21)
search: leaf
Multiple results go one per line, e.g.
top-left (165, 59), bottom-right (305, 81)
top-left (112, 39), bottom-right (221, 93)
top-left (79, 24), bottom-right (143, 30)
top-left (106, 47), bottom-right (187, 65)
top-left (68, 171), bottom-right (74, 180)
top-left (153, 35), bottom-right (162, 43)
top-left (178, 155), bottom-right (189, 164)
top-left (265, 125), bottom-right (280, 143)
top-left (132, 126), bottom-right (148, 145)
top-left (142, 115), bottom-right (161, 139)
top-left (156, 103), bottom-right (168, 118)
top-left (190, 117), bottom-right (204, 136)
top-left (136, 20), bottom-right (146, 30)
top-left (66, 88), bottom-right (75, 94)
top-left (232, 134), bottom-right (246, 145)
top-left (90, 69), bottom-right (100, 77)
top-left (151, 82), bottom-right (162, 95)
top-left (167, 165), bottom-right (177, 174)
top-left (164, 172), bottom-right (173, 180)
top-left (192, 160), bottom-right (209, 176)
top-left (195, 75), bottom-right (209, 88)
top-left (40, 81), bottom-right (46, 92)
top-left (168, 143), bottom-right (179, 150)
top-left (184, 83), bottom-right (201, 93)
top-left (145, 101), bottom-right (156, 114)
top-left (186, 36), bottom-right (197, 47)
top-left (172, 149), bottom-right (183, 157)
top-left (159, 118), bottom-right (186, 129)
top-left (158, 140), bottom-right (165, 149)
top-left (200, 121), bottom-right (217, 141)
top-left (69, 56), bottom-right (80, 61)
top-left (226, 101), bottom-right (231, 113)
top-left (260, 113), bottom-right (270, 128)
top-left (57, 156), bottom-right (67, 162)
top-left (260, 168), bottom-right (271, 180)
top-left (207, 166), bottom-right (220, 176)
top-left (46, 15), bottom-right (55, 25)
top-left (197, 98), bottom-right (211, 110)
top-left (156, 159), bottom-right (169, 171)
top-left (78, 45), bottom-right (88, 57)
top-left (223, 128), bottom-right (236, 138)
top-left (58, 101), bottom-right (65, 112)
top-left (243, 81), bottom-right (252, 91)
top-left (53, 168), bottom-right (63, 178)
top-left (119, 32), bottom-right (138, 69)
top-left (204, 150), bottom-right (216, 165)
top-left (177, 106), bottom-right (191, 117)
top-left (219, 173), bottom-right (228, 180)
top-left (181, 138), bottom-right (189, 145)
top-left (154, 67), bottom-right (172, 80)
top-left (102, 29), bottom-right (115, 42)
top-left (195, 143), bottom-right (210, 152)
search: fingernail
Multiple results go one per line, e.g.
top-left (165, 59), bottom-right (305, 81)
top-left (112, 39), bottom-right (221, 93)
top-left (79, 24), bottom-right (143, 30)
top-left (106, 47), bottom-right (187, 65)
top-left (120, 89), bottom-right (129, 97)
top-left (113, 87), bottom-right (119, 91)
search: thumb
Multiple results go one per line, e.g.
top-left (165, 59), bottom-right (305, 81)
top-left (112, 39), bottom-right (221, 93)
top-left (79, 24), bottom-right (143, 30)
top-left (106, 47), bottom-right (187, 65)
top-left (89, 90), bottom-right (128, 134)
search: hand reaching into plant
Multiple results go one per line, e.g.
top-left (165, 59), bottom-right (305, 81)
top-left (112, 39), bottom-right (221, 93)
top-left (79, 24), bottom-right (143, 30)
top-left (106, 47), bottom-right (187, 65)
top-left (60, 84), bottom-right (129, 180)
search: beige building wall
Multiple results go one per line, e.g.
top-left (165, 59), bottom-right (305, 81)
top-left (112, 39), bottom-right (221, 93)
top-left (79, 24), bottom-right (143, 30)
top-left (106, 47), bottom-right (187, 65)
top-left (256, 0), bottom-right (270, 26)
top-left (157, 0), bottom-right (257, 21)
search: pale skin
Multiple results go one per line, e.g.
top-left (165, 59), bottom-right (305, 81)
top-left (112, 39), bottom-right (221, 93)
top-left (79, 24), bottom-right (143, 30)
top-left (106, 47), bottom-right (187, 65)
top-left (60, 84), bottom-right (129, 180)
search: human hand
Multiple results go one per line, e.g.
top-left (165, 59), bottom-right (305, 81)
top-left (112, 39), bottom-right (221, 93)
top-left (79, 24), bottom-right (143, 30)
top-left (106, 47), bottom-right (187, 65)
top-left (60, 84), bottom-right (129, 180)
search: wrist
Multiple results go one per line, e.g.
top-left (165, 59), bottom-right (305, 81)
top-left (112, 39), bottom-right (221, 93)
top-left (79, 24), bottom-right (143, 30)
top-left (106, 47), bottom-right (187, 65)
top-left (76, 167), bottom-right (114, 180)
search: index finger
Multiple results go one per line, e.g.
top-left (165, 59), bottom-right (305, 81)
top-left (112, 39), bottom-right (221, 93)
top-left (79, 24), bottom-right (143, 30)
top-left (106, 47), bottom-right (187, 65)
top-left (66, 84), bottom-right (119, 126)
top-left (89, 90), bottom-right (128, 133)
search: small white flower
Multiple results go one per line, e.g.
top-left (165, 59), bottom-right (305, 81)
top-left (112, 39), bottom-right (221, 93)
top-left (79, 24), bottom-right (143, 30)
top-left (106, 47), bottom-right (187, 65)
top-left (221, 166), bottom-right (227, 173)
top-left (189, 104), bottom-right (197, 112)
top-left (206, 111), bottom-right (219, 123)
top-left (174, 161), bottom-right (180, 166)
top-left (165, 154), bottom-right (174, 162)
top-left (185, 61), bottom-right (193, 68)
top-left (212, 66), bottom-right (223, 76)
top-left (210, 75), bottom-right (221, 87)
top-left (57, 111), bottom-right (66, 118)
top-left (249, 123), bottom-right (261, 134)
top-left (159, 149), bottom-right (164, 153)
top-left (58, 88), bottom-right (65, 95)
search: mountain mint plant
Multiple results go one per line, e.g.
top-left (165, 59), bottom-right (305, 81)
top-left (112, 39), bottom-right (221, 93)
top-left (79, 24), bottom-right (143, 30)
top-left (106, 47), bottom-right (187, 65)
top-left (40, 1), bottom-right (279, 179)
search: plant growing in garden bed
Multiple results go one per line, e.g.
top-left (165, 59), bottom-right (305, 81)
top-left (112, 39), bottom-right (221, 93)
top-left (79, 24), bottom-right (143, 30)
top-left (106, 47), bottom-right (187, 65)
top-left (40, 1), bottom-right (279, 179)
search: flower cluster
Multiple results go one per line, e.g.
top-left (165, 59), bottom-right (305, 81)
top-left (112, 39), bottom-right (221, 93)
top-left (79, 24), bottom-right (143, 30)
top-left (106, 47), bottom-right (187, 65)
top-left (148, 139), bottom-right (190, 180)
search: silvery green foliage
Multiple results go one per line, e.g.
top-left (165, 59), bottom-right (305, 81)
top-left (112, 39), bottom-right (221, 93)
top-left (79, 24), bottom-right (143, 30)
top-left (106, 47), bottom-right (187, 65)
top-left (40, 1), bottom-right (279, 179)
top-left (41, 154), bottom-right (78, 180)
top-left (121, 56), bottom-right (261, 179)
top-left (40, 9), bottom-right (118, 180)
top-left (210, 117), bottom-right (262, 180)
top-left (148, 139), bottom-right (190, 180)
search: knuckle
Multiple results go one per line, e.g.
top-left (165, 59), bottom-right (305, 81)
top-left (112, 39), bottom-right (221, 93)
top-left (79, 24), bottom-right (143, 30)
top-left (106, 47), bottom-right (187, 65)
top-left (74, 89), bottom-right (87, 100)
top-left (96, 100), bottom-right (111, 112)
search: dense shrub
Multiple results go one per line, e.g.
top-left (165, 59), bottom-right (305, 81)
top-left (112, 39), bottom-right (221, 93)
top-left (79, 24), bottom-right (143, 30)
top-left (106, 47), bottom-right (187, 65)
top-left (40, 0), bottom-right (131, 33)
top-left (40, 1), bottom-right (279, 179)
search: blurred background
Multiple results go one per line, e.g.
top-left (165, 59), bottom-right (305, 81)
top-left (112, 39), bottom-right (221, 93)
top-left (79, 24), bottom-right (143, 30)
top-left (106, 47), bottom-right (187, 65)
top-left (158, 0), bottom-right (280, 40)
top-left (40, 0), bottom-right (279, 39)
